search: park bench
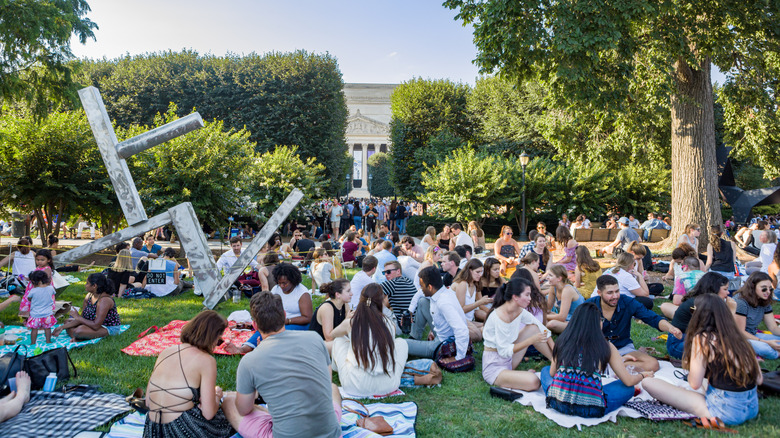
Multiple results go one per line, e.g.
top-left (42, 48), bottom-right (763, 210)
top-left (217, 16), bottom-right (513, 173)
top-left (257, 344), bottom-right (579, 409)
top-left (648, 228), bottom-right (670, 242)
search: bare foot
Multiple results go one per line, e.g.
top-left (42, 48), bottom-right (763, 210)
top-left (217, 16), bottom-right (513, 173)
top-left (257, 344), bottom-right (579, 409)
top-left (15, 371), bottom-right (31, 403)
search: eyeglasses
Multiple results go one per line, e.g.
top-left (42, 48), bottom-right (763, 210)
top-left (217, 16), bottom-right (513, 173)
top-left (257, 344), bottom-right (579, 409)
top-left (383, 269), bottom-right (399, 275)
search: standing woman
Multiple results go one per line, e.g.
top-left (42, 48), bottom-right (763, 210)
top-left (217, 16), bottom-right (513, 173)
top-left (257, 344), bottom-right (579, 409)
top-left (545, 265), bottom-right (584, 334)
top-left (481, 278), bottom-right (554, 391)
top-left (733, 272), bottom-right (780, 359)
top-left (574, 246), bottom-right (601, 299)
top-left (388, 199), bottom-right (398, 232)
top-left (494, 225), bottom-right (522, 275)
top-left (143, 311), bottom-right (233, 438)
top-left (352, 201), bottom-right (363, 231)
top-left (553, 226), bottom-right (578, 276)
top-left (643, 295), bottom-right (761, 426)
top-left (542, 303), bottom-right (654, 418)
top-left (452, 259), bottom-right (492, 339)
top-left (330, 283), bottom-right (408, 397)
top-left (420, 226), bottom-right (437, 254)
top-left (704, 225), bottom-right (737, 283)
top-left (309, 279), bottom-right (353, 353)
top-left (437, 225), bottom-right (452, 253)
top-left (468, 221), bottom-right (486, 253)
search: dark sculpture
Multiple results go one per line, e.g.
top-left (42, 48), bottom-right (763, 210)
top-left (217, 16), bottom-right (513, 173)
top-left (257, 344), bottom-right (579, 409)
top-left (717, 145), bottom-right (780, 223)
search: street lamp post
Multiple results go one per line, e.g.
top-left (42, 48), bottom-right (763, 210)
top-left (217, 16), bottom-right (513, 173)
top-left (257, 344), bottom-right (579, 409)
top-left (519, 152), bottom-right (530, 242)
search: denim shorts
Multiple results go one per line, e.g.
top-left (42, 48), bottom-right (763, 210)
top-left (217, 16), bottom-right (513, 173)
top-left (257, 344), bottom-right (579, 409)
top-left (705, 385), bottom-right (758, 425)
top-left (103, 325), bottom-right (122, 336)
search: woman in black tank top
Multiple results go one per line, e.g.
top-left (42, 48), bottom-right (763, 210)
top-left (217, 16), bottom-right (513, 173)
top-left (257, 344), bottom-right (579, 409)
top-left (309, 279), bottom-right (352, 352)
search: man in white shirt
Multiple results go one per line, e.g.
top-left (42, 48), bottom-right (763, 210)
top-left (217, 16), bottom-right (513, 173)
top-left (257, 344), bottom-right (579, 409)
top-left (628, 214), bottom-right (641, 229)
top-left (349, 255), bottom-right (377, 308)
top-left (372, 240), bottom-right (397, 284)
top-left (397, 236), bottom-right (424, 263)
top-left (405, 267), bottom-right (470, 362)
top-left (451, 223), bottom-right (474, 249)
top-left (327, 200), bottom-right (342, 241)
top-left (216, 236), bottom-right (259, 275)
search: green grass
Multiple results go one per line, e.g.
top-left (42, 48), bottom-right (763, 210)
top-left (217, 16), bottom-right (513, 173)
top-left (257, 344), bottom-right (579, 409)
top-left (3, 271), bottom-right (779, 437)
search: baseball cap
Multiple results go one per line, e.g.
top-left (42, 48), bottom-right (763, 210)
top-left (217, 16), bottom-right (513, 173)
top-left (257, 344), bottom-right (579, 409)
top-left (618, 217), bottom-right (629, 225)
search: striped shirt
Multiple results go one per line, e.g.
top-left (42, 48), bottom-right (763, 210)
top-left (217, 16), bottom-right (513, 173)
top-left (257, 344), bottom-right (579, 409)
top-left (381, 276), bottom-right (418, 322)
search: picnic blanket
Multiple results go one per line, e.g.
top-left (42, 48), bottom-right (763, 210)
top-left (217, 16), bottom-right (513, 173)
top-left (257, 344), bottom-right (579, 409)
top-left (0, 324), bottom-right (130, 357)
top-left (106, 401), bottom-right (419, 438)
top-left (513, 360), bottom-right (698, 430)
top-left (0, 389), bottom-right (131, 438)
top-left (121, 320), bottom-right (255, 356)
top-left (339, 387), bottom-right (406, 400)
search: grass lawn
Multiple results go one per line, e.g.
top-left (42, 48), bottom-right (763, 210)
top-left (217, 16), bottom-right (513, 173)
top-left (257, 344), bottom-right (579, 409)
top-left (2, 269), bottom-right (780, 437)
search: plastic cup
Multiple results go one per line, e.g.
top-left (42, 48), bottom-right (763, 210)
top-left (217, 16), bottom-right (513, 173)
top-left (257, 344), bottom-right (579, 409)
top-left (232, 289), bottom-right (241, 303)
top-left (7, 377), bottom-right (16, 392)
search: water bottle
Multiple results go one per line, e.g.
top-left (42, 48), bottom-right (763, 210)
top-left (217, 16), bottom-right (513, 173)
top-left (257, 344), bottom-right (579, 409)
top-left (232, 288), bottom-right (241, 303)
top-left (43, 373), bottom-right (57, 391)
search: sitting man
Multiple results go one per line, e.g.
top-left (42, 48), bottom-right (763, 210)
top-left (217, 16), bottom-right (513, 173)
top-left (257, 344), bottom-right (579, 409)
top-left (290, 230), bottom-right (316, 263)
top-left (397, 236), bottom-right (424, 263)
top-left (450, 223), bottom-right (474, 249)
top-left (599, 217), bottom-right (639, 256)
top-left (405, 267), bottom-right (470, 366)
top-left (217, 236), bottom-right (259, 275)
top-left (371, 240), bottom-right (397, 284)
top-left (587, 275), bottom-right (682, 372)
top-left (380, 261), bottom-right (418, 325)
top-left (349, 255), bottom-right (378, 308)
top-left (452, 245), bottom-right (472, 269)
top-left (222, 292), bottom-right (342, 438)
top-left (440, 251), bottom-right (461, 288)
top-left (639, 212), bottom-right (670, 241)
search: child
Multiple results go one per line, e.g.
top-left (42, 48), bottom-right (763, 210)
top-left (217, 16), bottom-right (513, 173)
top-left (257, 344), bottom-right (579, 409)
top-left (18, 249), bottom-right (55, 318)
top-left (26, 270), bottom-right (56, 344)
top-left (661, 256), bottom-right (705, 319)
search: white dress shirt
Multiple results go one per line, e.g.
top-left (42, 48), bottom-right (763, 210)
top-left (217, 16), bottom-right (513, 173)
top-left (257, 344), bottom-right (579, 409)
top-left (430, 286), bottom-right (469, 360)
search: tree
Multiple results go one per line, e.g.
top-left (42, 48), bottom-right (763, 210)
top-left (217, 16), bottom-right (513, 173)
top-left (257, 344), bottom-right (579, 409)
top-left (367, 152), bottom-right (396, 198)
top-left (389, 78), bottom-right (474, 198)
top-left (0, 0), bottom-right (97, 117)
top-left (0, 108), bottom-right (110, 245)
top-left (446, 0), bottom-right (780, 249)
top-left (119, 104), bottom-right (257, 232)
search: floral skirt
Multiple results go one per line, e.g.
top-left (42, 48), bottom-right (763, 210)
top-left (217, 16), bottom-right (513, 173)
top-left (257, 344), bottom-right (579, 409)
top-left (26, 314), bottom-right (57, 329)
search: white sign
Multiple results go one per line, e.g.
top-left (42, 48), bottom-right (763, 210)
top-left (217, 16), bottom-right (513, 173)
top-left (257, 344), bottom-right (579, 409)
top-left (353, 150), bottom-right (362, 180)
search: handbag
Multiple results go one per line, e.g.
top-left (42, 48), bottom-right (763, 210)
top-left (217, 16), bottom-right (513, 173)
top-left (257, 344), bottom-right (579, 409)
top-left (25, 347), bottom-right (78, 390)
top-left (0, 345), bottom-right (27, 396)
top-left (759, 368), bottom-right (780, 396)
top-left (434, 339), bottom-right (475, 373)
top-left (343, 399), bottom-right (393, 436)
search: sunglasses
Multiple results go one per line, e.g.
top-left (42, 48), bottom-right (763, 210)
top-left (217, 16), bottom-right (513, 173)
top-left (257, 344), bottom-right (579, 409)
top-left (383, 269), bottom-right (398, 275)
top-left (505, 232), bottom-right (513, 235)
top-left (760, 286), bottom-right (772, 292)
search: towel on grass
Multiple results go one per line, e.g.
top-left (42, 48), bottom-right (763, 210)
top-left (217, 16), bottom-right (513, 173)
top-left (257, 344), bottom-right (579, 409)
top-left (513, 361), bottom-right (698, 430)
top-left (121, 320), bottom-right (255, 356)
top-left (0, 389), bottom-right (131, 438)
top-left (107, 401), bottom-right (418, 438)
top-left (339, 387), bottom-right (406, 400)
top-left (0, 324), bottom-right (130, 357)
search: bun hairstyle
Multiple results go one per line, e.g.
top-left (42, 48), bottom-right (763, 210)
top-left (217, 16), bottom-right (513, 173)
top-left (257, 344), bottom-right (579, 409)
top-left (87, 273), bottom-right (115, 296)
top-left (319, 278), bottom-right (350, 299)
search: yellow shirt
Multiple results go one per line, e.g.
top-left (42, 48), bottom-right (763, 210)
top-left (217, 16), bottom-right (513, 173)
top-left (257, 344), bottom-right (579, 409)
top-left (578, 268), bottom-right (603, 299)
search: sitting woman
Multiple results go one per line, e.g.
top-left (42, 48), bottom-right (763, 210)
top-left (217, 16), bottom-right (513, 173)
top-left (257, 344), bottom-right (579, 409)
top-left (643, 294), bottom-right (761, 426)
top-left (482, 278), bottom-right (554, 391)
top-left (53, 273), bottom-right (122, 340)
top-left (480, 257), bottom-right (506, 304)
top-left (553, 226), bottom-right (578, 277)
top-left (420, 226), bottom-right (437, 254)
top-left (520, 234), bottom-right (551, 275)
top-left (542, 303), bottom-right (654, 418)
top-left (676, 223), bottom-right (701, 253)
top-left (270, 263), bottom-right (312, 330)
top-left (310, 248), bottom-right (335, 293)
top-left (515, 252), bottom-right (543, 292)
top-left (144, 310), bottom-right (233, 437)
top-left (494, 225), bottom-right (522, 275)
top-left (142, 248), bottom-right (182, 297)
top-left (769, 244), bottom-right (780, 299)
top-left (108, 249), bottom-right (135, 297)
top-left (257, 253), bottom-right (279, 291)
top-left (436, 224), bottom-right (452, 253)
top-left (704, 225), bottom-right (737, 282)
top-left (452, 259), bottom-right (492, 339)
top-left (510, 268), bottom-right (549, 325)
top-left (625, 242), bottom-right (664, 296)
top-left (662, 244), bottom-right (697, 282)
top-left (573, 246), bottom-right (601, 299)
top-left (734, 272), bottom-right (780, 360)
top-left (341, 232), bottom-right (361, 266)
top-left (468, 221), bottom-right (486, 253)
top-left (664, 272), bottom-right (734, 359)
top-left (309, 279), bottom-right (353, 352)
top-left (330, 283), bottom-right (408, 397)
top-left (545, 265), bottom-right (584, 334)
top-left (603, 252), bottom-right (654, 310)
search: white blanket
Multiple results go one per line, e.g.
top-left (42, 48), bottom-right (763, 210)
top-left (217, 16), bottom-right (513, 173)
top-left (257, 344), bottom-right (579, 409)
top-left (512, 360), bottom-right (698, 430)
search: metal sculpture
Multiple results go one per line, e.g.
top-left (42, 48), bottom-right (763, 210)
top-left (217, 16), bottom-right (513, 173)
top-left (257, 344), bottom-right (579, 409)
top-left (53, 86), bottom-right (302, 308)
top-left (717, 145), bottom-right (780, 223)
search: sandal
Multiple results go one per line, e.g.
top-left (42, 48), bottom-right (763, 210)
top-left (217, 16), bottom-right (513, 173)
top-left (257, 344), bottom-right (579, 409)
top-left (687, 417), bottom-right (737, 433)
top-left (126, 387), bottom-right (149, 414)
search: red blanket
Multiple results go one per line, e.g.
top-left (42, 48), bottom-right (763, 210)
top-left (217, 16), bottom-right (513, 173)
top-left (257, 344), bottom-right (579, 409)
top-left (121, 320), bottom-right (255, 356)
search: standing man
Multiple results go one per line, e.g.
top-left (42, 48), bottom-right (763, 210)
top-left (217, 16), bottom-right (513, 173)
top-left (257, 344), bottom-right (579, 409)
top-left (587, 275), bottom-right (682, 372)
top-left (222, 292), bottom-right (342, 438)
top-left (376, 201), bottom-right (387, 231)
top-left (326, 200), bottom-right (342, 241)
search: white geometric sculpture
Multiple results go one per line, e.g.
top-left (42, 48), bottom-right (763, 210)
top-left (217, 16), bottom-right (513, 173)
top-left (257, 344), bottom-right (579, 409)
top-left (53, 86), bottom-right (302, 308)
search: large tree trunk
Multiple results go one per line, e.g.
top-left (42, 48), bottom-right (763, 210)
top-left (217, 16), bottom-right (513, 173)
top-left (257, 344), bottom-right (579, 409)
top-left (669, 57), bottom-right (723, 252)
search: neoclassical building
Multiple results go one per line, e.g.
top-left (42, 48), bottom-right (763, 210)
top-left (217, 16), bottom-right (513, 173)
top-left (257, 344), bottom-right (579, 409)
top-left (344, 83), bottom-right (398, 198)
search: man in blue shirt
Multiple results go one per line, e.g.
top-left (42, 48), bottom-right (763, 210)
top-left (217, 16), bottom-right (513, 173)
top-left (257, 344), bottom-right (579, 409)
top-left (639, 212), bottom-right (671, 241)
top-left (586, 275), bottom-right (682, 372)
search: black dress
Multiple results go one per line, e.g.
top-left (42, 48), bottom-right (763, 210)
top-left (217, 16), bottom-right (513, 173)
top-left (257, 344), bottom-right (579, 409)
top-left (309, 301), bottom-right (347, 339)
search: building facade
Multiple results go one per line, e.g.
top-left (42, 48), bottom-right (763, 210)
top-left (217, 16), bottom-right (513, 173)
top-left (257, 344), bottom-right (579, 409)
top-left (343, 83), bottom-right (397, 198)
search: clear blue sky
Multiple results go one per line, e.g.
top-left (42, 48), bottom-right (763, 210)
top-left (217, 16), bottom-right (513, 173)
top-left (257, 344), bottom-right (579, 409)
top-left (70, 0), bottom-right (481, 85)
top-left (70, 0), bottom-right (726, 86)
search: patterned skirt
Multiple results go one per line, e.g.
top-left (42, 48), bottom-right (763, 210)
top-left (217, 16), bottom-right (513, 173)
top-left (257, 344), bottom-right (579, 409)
top-left (143, 406), bottom-right (234, 438)
top-left (26, 314), bottom-right (57, 329)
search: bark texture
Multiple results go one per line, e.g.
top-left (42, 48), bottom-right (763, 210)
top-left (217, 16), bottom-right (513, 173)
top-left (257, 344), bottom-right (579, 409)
top-left (669, 57), bottom-right (723, 251)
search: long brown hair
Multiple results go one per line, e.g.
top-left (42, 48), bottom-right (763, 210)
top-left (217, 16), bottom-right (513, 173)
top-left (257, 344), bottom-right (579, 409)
top-left (181, 310), bottom-right (228, 353)
top-left (351, 284), bottom-right (396, 375)
top-left (683, 294), bottom-right (759, 388)
top-left (555, 225), bottom-right (572, 248)
top-left (737, 272), bottom-right (774, 308)
top-left (709, 225), bottom-right (724, 253)
top-left (575, 246), bottom-right (600, 273)
top-left (453, 258), bottom-right (483, 287)
top-left (481, 257), bottom-right (505, 288)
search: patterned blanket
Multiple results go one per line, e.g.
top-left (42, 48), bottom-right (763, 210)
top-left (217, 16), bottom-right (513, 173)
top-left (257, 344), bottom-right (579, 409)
top-left (106, 402), bottom-right (419, 438)
top-left (0, 389), bottom-right (131, 438)
top-left (0, 324), bottom-right (130, 357)
top-left (121, 320), bottom-right (255, 356)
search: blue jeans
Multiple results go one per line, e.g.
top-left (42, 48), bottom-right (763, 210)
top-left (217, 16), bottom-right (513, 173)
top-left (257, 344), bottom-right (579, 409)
top-left (667, 333), bottom-right (686, 359)
top-left (749, 333), bottom-right (780, 359)
top-left (396, 218), bottom-right (406, 234)
top-left (405, 335), bottom-right (444, 359)
top-left (706, 385), bottom-right (759, 425)
top-left (540, 366), bottom-right (635, 414)
top-left (353, 216), bottom-right (362, 230)
top-left (286, 323), bottom-right (309, 331)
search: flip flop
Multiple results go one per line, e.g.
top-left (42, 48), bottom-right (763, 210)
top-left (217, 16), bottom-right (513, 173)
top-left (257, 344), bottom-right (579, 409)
top-left (687, 417), bottom-right (737, 433)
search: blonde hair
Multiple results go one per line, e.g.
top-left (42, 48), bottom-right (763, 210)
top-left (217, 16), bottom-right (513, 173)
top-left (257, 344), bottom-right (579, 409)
top-left (424, 245), bottom-right (440, 263)
top-left (627, 241), bottom-right (646, 257)
top-left (112, 249), bottom-right (133, 272)
top-left (425, 226), bottom-right (436, 240)
top-left (612, 252), bottom-right (635, 274)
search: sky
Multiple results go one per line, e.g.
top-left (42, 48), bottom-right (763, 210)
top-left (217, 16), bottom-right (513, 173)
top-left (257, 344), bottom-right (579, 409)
top-left (70, 0), bottom-right (481, 85)
top-left (70, 0), bottom-right (726, 86)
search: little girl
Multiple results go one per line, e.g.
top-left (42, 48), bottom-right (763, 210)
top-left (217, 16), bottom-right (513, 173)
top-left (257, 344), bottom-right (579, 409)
top-left (19, 249), bottom-right (55, 318)
top-left (26, 270), bottom-right (56, 344)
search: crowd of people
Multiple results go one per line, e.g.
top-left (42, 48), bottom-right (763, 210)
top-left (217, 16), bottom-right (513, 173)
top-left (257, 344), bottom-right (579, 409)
top-left (2, 206), bottom-right (780, 435)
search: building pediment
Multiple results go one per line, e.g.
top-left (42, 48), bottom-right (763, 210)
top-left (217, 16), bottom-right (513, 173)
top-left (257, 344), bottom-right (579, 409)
top-left (346, 110), bottom-right (389, 136)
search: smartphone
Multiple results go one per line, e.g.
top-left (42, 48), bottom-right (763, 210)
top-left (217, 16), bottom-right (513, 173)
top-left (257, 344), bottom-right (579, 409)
top-left (489, 386), bottom-right (523, 401)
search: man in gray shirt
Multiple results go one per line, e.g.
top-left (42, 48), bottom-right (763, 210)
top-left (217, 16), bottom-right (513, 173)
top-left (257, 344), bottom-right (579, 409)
top-left (222, 292), bottom-right (342, 438)
top-left (600, 217), bottom-right (640, 256)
